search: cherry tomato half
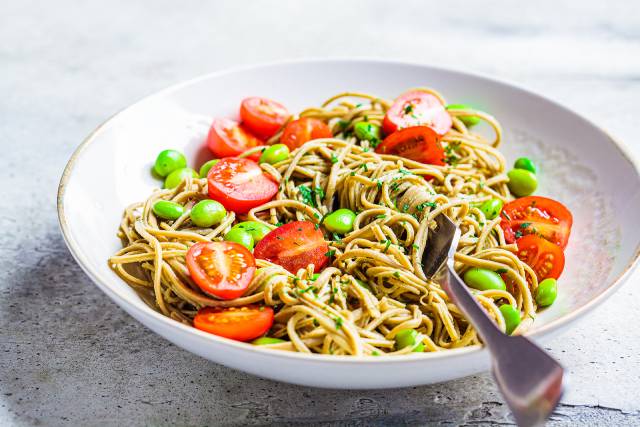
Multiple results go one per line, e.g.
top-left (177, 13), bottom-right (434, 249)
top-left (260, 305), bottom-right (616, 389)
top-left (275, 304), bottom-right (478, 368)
top-left (375, 126), bottom-right (445, 165)
top-left (240, 97), bottom-right (290, 139)
top-left (280, 118), bottom-right (332, 150)
top-left (207, 157), bottom-right (278, 214)
top-left (516, 234), bottom-right (565, 281)
top-left (194, 305), bottom-right (274, 342)
top-left (501, 196), bottom-right (573, 248)
top-left (207, 117), bottom-right (263, 158)
top-left (383, 90), bottom-right (452, 136)
top-left (186, 241), bottom-right (256, 300)
top-left (254, 221), bottom-right (329, 274)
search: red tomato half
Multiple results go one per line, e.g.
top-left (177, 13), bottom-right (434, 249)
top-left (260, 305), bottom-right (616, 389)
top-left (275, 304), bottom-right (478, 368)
top-left (207, 117), bottom-right (263, 158)
top-left (254, 221), bottom-right (329, 274)
top-left (240, 97), bottom-right (290, 139)
top-left (383, 91), bottom-right (452, 136)
top-left (207, 157), bottom-right (278, 214)
top-left (194, 305), bottom-right (274, 341)
top-left (280, 118), bottom-right (332, 150)
top-left (186, 242), bottom-right (256, 300)
top-left (501, 196), bottom-right (573, 248)
top-left (516, 234), bottom-right (565, 281)
top-left (375, 126), bottom-right (445, 165)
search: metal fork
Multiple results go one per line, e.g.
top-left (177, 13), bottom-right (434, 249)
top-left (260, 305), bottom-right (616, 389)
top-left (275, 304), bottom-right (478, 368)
top-left (422, 214), bottom-right (563, 427)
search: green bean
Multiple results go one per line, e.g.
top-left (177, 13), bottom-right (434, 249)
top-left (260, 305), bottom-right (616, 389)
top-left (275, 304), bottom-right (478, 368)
top-left (224, 228), bottom-right (254, 250)
top-left (354, 122), bottom-right (381, 143)
top-left (252, 337), bottom-right (286, 345)
top-left (164, 167), bottom-right (198, 189)
top-left (198, 159), bottom-right (219, 178)
top-left (190, 200), bottom-right (226, 227)
top-left (446, 104), bottom-right (480, 127)
top-left (395, 329), bottom-right (424, 352)
top-left (514, 157), bottom-right (537, 174)
top-left (152, 200), bottom-right (184, 220)
top-left (499, 304), bottom-right (521, 335)
top-left (323, 209), bottom-right (356, 234)
top-left (259, 144), bottom-right (290, 164)
top-left (479, 198), bottom-right (503, 220)
top-left (463, 268), bottom-right (506, 291)
top-left (536, 278), bottom-right (558, 307)
top-left (507, 169), bottom-right (537, 197)
top-left (232, 221), bottom-right (272, 242)
top-left (154, 149), bottom-right (187, 177)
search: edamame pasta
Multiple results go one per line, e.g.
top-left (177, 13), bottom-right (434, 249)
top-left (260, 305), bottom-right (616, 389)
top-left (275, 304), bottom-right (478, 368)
top-left (109, 88), bottom-right (572, 356)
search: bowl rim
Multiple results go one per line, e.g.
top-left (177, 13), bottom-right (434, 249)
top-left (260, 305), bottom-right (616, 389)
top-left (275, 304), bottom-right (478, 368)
top-left (57, 58), bottom-right (640, 364)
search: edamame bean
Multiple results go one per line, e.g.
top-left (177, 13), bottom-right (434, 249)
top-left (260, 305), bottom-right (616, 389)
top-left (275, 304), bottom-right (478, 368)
top-left (190, 200), bottom-right (226, 227)
top-left (536, 278), bottom-right (558, 307)
top-left (446, 104), bottom-right (480, 127)
top-left (479, 198), bottom-right (503, 220)
top-left (507, 169), bottom-right (537, 197)
top-left (323, 208), bottom-right (356, 234)
top-left (499, 304), bottom-right (521, 335)
top-left (152, 200), bottom-right (184, 220)
top-left (259, 144), bottom-right (289, 164)
top-left (198, 159), bottom-right (219, 178)
top-left (514, 157), bottom-right (537, 174)
top-left (395, 329), bottom-right (425, 352)
top-left (252, 337), bottom-right (286, 345)
top-left (224, 228), bottom-right (254, 250)
top-left (164, 167), bottom-right (198, 189)
top-left (354, 122), bottom-right (382, 142)
top-left (463, 268), bottom-right (506, 291)
top-left (232, 221), bottom-right (272, 242)
top-left (154, 149), bottom-right (187, 177)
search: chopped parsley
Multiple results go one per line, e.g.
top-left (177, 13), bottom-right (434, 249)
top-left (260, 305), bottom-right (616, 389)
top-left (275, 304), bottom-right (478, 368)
top-left (393, 271), bottom-right (401, 278)
top-left (495, 268), bottom-right (508, 274)
top-left (403, 104), bottom-right (414, 114)
top-left (330, 153), bottom-right (339, 164)
top-left (375, 214), bottom-right (386, 219)
top-left (412, 244), bottom-right (420, 250)
top-left (325, 249), bottom-right (336, 258)
top-left (334, 317), bottom-right (344, 329)
top-left (520, 222), bottom-right (531, 229)
top-left (416, 201), bottom-right (437, 211)
top-left (383, 240), bottom-right (391, 253)
top-left (296, 286), bottom-right (317, 295)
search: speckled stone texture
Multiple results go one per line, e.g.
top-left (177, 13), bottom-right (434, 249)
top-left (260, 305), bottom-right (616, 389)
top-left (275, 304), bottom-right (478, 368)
top-left (1, 1), bottom-right (639, 425)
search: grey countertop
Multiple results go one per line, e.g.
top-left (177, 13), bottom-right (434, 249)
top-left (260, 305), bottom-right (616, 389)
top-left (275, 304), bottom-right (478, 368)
top-left (1, 1), bottom-right (639, 425)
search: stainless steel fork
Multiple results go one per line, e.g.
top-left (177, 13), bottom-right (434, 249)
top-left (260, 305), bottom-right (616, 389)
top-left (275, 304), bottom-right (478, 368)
top-left (422, 214), bottom-right (563, 427)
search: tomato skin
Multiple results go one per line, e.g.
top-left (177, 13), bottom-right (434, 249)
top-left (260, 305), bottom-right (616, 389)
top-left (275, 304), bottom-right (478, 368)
top-left (280, 118), bottom-right (332, 150)
top-left (501, 196), bottom-right (573, 248)
top-left (240, 97), bottom-right (290, 139)
top-left (375, 126), bottom-right (445, 165)
top-left (207, 118), bottom-right (263, 158)
top-left (186, 242), bottom-right (256, 300)
top-left (383, 91), bottom-right (452, 136)
top-left (516, 234), bottom-right (565, 281)
top-left (207, 157), bottom-right (278, 214)
top-left (254, 221), bottom-right (329, 274)
top-left (194, 305), bottom-right (274, 342)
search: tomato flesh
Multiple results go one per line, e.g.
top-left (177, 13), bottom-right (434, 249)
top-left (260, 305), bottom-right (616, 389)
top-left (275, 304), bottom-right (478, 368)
top-left (207, 117), bottom-right (263, 158)
top-left (254, 221), bottom-right (329, 273)
top-left (194, 305), bottom-right (274, 341)
top-left (501, 196), bottom-right (572, 248)
top-left (383, 91), bottom-right (452, 136)
top-left (280, 118), bottom-right (332, 150)
top-left (375, 126), bottom-right (445, 165)
top-left (240, 97), bottom-right (290, 139)
top-left (186, 241), bottom-right (256, 300)
top-left (207, 157), bottom-right (278, 214)
top-left (516, 234), bottom-right (565, 281)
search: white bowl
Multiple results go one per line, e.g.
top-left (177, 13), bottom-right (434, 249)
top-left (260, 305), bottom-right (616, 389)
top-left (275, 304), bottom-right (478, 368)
top-left (58, 59), bottom-right (640, 389)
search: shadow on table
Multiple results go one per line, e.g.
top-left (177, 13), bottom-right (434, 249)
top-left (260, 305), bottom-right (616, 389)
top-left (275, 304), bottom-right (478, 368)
top-left (0, 234), bottom-right (513, 426)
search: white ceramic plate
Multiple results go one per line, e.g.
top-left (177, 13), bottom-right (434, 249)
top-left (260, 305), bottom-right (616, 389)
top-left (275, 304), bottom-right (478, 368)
top-left (58, 60), bottom-right (640, 389)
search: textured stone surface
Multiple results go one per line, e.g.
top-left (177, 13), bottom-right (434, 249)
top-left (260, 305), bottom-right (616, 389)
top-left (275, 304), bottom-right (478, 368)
top-left (1, 0), bottom-right (639, 425)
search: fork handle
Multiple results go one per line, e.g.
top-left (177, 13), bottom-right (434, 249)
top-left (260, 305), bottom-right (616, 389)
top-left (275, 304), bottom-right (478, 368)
top-left (442, 260), bottom-right (507, 350)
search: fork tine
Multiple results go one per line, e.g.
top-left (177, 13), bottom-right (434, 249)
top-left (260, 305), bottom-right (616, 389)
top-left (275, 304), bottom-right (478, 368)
top-left (422, 215), bottom-right (460, 278)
